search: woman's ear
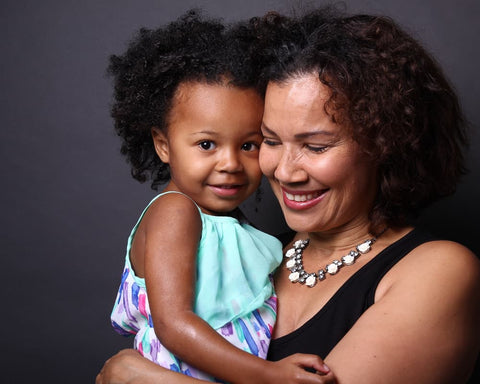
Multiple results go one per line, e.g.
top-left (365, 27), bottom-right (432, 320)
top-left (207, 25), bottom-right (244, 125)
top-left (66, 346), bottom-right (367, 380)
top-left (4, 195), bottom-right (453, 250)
top-left (151, 127), bottom-right (169, 163)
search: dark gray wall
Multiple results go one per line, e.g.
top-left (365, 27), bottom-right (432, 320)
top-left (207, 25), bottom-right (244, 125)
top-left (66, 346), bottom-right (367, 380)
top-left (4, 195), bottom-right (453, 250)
top-left (1, 0), bottom-right (478, 382)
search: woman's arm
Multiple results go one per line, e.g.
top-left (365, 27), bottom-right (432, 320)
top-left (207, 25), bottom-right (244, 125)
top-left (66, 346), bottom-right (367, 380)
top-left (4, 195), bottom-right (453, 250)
top-left (96, 349), bottom-right (338, 384)
top-left (324, 240), bottom-right (480, 383)
top-left (138, 193), bottom-right (333, 384)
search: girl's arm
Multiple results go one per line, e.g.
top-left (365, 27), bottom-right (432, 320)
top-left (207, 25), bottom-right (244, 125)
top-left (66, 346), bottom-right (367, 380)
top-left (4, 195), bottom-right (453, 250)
top-left (96, 349), bottom-right (207, 384)
top-left (96, 350), bottom-right (337, 384)
top-left (323, 240), bottom-right (480, 384)
top-left (137, 193), bottom-right (333, 384)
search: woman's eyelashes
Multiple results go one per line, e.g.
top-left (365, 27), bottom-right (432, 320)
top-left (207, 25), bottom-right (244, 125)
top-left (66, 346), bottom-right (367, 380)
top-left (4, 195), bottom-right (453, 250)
top-left (262, 137), bottom-right (280, 147)
top-left (262, 137), bottom-right (328, 153)
top-left (306, 144), bottom-right (328, 153)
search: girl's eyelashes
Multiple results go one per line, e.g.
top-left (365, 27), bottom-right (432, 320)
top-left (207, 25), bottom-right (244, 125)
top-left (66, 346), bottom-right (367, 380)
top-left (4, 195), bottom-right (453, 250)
top-left (197, 140), bottom-right (260, 151)
top-left (198, 140), bottom-right (216, 150)
top-left (241, 142), bottom-right (260, 151)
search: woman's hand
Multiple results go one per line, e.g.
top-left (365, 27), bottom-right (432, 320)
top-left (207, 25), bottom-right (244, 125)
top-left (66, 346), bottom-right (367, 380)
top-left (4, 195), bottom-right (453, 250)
top-left (265, 353), bottom-right (337, 384)
top-left (96, 349), bottom-right (159, 384)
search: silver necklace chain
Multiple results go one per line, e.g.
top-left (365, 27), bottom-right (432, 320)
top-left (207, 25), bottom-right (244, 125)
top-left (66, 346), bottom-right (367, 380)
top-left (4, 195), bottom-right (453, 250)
top-left (284, 236), bottom-right (379, 288)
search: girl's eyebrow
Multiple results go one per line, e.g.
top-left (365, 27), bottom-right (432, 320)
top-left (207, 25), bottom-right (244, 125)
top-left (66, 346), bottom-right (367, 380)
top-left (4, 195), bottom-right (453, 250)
top-left (191, 130), bottom-right (218, 136)
top-left (261, 122), bottom-right (335, 139)
top-left (191, 130), bottom-right (262, 139)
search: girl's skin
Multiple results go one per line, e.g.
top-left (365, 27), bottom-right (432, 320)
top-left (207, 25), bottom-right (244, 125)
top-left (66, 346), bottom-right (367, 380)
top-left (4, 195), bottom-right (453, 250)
top-left (126, 79), bottom-right (335, 384)
top-left (97, 73), bottom-right (480, 384)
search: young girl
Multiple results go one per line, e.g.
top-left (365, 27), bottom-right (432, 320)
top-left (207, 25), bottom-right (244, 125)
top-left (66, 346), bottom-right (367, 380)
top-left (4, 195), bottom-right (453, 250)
top-left (107, 11), bottom-right (332, 384)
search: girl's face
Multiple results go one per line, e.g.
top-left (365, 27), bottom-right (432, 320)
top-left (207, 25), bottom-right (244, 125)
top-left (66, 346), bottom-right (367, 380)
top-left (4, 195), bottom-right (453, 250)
top-left (153, 81), bottom-right (264, 215)
top-left (259, 74), bottom-right (377, 234)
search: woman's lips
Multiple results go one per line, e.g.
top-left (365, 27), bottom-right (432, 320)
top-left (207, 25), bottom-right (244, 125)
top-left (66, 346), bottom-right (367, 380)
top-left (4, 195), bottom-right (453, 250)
top-left (282, 188), bottom-right (327, 210)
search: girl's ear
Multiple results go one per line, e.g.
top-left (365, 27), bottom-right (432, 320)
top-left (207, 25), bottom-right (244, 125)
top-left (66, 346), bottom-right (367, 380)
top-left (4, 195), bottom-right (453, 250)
top-left (151, 127), bottom-right (169, 163)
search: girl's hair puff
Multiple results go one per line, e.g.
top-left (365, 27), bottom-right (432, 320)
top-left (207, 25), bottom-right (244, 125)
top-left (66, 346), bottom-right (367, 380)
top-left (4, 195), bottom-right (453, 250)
top-left (108, 10), bottom-right (261, 189)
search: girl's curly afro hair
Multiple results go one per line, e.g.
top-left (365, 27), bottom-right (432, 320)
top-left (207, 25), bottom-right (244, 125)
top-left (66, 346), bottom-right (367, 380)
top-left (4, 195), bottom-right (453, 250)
top-left (108, 10), bottom-right (262, 189)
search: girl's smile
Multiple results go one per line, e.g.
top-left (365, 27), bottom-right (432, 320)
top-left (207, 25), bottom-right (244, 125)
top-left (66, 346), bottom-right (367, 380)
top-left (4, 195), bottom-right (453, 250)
top-left (208, 184), bottom-right (245, 197)
top-left (152, 81), bottom-right (264, 215)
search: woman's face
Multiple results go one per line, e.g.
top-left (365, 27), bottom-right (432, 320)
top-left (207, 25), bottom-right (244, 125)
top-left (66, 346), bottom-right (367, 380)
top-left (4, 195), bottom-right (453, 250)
top-left (259, 74), bottom-right (377, 234)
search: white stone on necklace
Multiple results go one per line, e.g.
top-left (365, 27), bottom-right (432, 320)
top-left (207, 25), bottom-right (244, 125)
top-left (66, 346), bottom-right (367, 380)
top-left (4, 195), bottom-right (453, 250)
top-left (284, 235), bottom-right (380, 288)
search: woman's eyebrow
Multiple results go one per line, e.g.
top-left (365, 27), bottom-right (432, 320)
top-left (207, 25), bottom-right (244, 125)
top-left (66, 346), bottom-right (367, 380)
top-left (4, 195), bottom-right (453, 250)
top-left (294, 130), bottom-right (335, 139)
top-left (260, 123), bottom-right (277, 136)
top-left (261, 123), bottom-right (334, 139)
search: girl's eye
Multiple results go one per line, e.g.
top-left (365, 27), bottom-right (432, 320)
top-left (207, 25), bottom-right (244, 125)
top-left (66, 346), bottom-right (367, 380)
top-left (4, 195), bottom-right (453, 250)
top-left (241, 142), bottom-right (259, 152)
top-left (306, 144), bottom-right (328, 153)
top-left (199, 141), bottom-right (216, 150)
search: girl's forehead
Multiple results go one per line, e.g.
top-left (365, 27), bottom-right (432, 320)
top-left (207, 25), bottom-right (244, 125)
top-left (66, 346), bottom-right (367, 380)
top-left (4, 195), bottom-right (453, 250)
top-left (174, 78), bottom-right (230, 97)
top-left (166, 81), bottom-right (264, 137)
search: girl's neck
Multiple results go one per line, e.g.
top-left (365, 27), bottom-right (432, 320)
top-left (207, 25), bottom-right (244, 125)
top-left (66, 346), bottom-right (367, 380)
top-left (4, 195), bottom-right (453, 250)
top-left (162, 183), bottom-right (243, 219)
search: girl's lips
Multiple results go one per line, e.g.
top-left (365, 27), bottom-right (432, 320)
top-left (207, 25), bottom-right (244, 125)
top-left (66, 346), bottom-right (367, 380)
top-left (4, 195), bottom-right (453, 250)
top-left (282, 188), bottom-right (328, 210)
top-left (209, 184), bottom-right (243, 197)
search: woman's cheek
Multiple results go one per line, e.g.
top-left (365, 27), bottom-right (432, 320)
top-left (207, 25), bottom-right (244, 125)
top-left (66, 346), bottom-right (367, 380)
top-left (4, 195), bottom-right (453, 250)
top-left (258, 147), bottom-right (273, 176)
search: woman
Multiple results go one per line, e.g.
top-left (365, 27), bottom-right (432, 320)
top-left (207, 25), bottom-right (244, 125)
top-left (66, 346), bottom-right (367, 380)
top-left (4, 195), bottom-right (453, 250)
top-left (97, 9), bottom-right (480, 384)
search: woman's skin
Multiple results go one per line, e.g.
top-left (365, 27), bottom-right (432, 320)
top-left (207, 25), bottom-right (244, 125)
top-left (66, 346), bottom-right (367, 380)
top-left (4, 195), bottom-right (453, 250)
top-left (96, 74), bottom-right (480, 384)
top-left (259, 74), bottom-right (480, 383)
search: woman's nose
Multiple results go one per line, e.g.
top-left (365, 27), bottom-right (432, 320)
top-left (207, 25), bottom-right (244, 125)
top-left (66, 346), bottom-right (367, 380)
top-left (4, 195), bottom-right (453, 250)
top-left (274, 149), bottom-right (307, 183)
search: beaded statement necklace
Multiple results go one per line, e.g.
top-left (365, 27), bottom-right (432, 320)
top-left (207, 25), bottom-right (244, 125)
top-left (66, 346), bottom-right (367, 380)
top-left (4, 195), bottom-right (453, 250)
top-left (284, 232), bottom-right (384, 288)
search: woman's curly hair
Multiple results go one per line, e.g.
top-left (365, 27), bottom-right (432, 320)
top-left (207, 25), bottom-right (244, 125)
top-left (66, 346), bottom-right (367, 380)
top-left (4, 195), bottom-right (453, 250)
top-left (108, 10), bottom-right (262, 189)
top-left (253, 8), bottom-right (468, 231)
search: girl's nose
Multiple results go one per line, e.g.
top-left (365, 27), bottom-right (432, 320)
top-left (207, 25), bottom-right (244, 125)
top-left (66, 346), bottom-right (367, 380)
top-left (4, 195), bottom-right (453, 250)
top-left (217, 148), bottom-right (243, 173)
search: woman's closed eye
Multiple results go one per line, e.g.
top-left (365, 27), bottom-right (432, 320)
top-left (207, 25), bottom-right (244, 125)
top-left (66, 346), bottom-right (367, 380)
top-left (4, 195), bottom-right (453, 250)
top-left (306, 144), bottom-right (328, 153)
top-left (262, 137), bottom-right (281, 147)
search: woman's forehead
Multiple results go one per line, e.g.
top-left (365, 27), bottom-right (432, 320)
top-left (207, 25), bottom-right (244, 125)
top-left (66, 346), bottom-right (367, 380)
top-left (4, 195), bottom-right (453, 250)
top-left (263, 76), bottom-right (340, 133)
top-left (265, 74), bottom-right (328, 102)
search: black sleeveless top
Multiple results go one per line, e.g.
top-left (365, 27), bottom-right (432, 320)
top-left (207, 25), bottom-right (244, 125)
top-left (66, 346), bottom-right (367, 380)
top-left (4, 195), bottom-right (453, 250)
top-left (267, 228), bottom-right (436, 361)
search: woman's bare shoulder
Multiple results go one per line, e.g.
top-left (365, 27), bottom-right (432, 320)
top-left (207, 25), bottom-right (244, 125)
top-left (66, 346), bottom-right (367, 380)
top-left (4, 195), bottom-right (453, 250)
top-left (326, 238), bottom-right (480, 383)
top-left (401, 239), bottom-right (478, 283)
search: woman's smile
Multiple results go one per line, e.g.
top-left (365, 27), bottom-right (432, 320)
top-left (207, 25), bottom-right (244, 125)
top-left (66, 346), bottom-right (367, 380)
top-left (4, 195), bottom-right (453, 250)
top-left (282, 188), bottom-right (328, 210)
top-left (260, 74), bottom-right (378, 232)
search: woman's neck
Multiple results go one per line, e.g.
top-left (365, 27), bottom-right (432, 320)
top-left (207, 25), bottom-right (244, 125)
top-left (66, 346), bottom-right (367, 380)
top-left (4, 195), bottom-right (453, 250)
top-left (301, 221), bottom-right (378, 258)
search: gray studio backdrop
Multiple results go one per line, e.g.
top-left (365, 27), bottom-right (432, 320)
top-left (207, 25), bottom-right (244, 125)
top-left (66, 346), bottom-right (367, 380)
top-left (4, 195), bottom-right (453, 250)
top-left (2, 0), bottom-right (479, 382)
